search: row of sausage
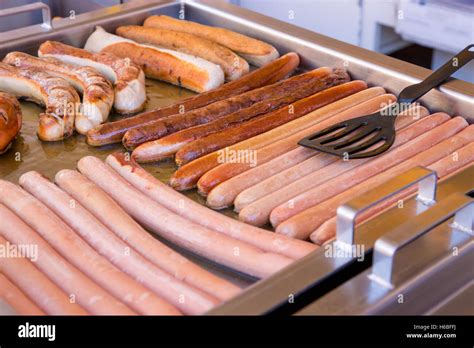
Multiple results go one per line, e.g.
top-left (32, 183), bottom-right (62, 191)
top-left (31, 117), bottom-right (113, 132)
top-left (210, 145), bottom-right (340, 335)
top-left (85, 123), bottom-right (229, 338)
top-left (0, 15), bottom-right (280, 146)
top-left (0, 154), bottom-right (316, 315)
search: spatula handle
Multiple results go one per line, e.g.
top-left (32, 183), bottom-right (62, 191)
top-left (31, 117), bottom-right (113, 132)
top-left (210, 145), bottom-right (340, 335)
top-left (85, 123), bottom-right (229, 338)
top-left (398, 44), bottom-right (474, 104)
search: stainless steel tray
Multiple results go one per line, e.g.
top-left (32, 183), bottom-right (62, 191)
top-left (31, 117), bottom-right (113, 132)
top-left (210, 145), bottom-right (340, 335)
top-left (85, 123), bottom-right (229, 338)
top-left (0, 0), bottom-right (473, 312)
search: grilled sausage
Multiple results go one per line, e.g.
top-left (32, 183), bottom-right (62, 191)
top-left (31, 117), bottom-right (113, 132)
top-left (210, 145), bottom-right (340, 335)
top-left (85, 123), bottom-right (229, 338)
top-left (85, 26), bottom-right (224, 93)
top-left (127, 67), bottom-right (336, 152)
top-left (171, 81), bottom-right (368, 193)
top-left (173, 70), bottom-right (353, 165)
top-left (4, 51), bottom-right (114, 134)
top-left (133, 68), bottom-right (343, 161)
top-left (38, 40), bottom-right (146, 114)
top-left (0, 62), bottom-right (77, 141)
top-left (144, 15), bottom-right (279, 66)
top-left (106, 152), bottom-right (316, 260)
top-left (86, 52), bottom-right (299, 146)
top-left (116, 25), bottom-right (249, 81)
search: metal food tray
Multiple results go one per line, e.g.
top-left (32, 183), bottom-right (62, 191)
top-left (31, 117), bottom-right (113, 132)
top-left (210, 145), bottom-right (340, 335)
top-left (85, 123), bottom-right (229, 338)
top-left (1, 0), bottom-right (473, 313)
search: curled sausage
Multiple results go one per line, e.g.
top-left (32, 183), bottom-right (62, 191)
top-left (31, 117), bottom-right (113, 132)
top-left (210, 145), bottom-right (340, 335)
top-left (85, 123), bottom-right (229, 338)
top-left (4, 51), bottom-right (114, 134)
top-left (38, 40), bottom-right (146, 114)
top-left (0, 62), bottom-right (77, 141)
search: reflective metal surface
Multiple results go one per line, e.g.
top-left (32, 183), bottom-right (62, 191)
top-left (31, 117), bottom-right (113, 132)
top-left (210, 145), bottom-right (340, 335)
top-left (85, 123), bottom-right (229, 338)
top-left (370, 193), bottom-right (473, 289)
top-left (297, 221), bottom-right (473, 315)
top-left (336, 166), bottom-right (437, 248)
top-left (209, 165), bottom-right (474, 314)
top-left (0, 2), bottom-right (52, 32)
top-left (0, 299), bottom-right (17, 315)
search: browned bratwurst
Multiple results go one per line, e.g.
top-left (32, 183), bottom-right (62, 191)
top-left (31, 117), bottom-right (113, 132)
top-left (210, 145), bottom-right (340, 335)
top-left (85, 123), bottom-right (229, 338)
top-left (173, 70), bottom-right (351, 165)
top-left (116, 25), bottom-right (249, 81)
top-left (131, 68), bottom-right (348, 162)
top-left (169, 81), bottom-right (368, 191)
top-left (125, 67), bottom-right (337, 151)
top-left (86, 53), bottom-right (300, 146)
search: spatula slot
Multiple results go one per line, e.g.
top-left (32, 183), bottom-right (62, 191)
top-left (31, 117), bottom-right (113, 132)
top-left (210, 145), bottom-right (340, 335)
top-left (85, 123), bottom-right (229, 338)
top-left (318, 122), bottom-right (367, 145)
top-left (342, 134), bottom-right (387, 155)
top-left (332, 126), bottom-right (382, 150)
top-left (307, 123), bottom-right (348, 141)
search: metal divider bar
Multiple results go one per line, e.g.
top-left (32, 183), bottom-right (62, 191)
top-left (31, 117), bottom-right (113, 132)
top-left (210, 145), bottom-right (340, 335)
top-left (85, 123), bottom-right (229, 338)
top-left (370, 193), bottom-right (473, 288)
top-left (0, 2), bottom-right (52, 31)
top-left (335, 166), bottom-right (437, 250)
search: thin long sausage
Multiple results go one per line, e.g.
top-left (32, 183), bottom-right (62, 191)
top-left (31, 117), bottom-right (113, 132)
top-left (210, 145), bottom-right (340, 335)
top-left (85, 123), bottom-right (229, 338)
top-left (170, 81), bottom-right (371, 191)
top-left (276, 123), bottom-right (474, 240)
top-left (106, 153), bottom-right (317, 260)
top-left (78, 156), bottom-right (294, 279)
top-left (0, 198), bottom-right (128, 315)
top-left (0, 233), bottom-right (87, 315)
top-left (55, 168), bottom-right (241, 302)
top-left (233, 105), bottom-right (428, 212)
top-left (313, 150), bottom-right (474, 244)
top-left (20, 171), bottom-right (214, 315)
top-left (16, 173), bottom-right (180, 315)
top-left (270, 117), bottom-right (467, 230)
top-left (231, 104), bottom-right (428, 212)
top-left (0, 272), bottom-right (45, 315)
top-left (207, 92), bottom-right (396, 209)
top-left (86, 52), bottom-right (300, 146)
top-left (127, 67), bottom-right (338, 151)
top-left (239, 112), bottom-right (449, 226)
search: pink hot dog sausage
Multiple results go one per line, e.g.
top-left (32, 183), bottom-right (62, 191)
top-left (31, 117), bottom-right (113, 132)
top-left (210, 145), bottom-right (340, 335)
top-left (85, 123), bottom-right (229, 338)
top-left (270, 116), bottom-right (467, 230)
top-left (78, 156), bottom-right (294, 279)
top-left (311, 141), bottom-right (474, 244)
top-left (230, 105), bottom-right (428, 212)
top-left (0, 197), bottom-right (128, 315)
top-left (20, 171), bottom-right (216, 315)
top-left (54, 169), bottom-right (240, 302)
top-left (276, 123), bottom-right (474, 240)
top-left (238, 112), bottom-right (448, 226)
top-left (106, 152), bottom-right (316, 260)
top-left (0, 272), bottom-right (45, 315)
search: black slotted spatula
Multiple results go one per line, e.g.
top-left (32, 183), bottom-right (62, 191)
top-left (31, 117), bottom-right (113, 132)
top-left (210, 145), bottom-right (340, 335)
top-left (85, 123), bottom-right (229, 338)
top-left (298, 44), bottom-right (474, 159)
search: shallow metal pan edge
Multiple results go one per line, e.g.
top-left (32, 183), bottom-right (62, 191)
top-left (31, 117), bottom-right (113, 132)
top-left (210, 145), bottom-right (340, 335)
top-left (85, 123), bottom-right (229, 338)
top-left (207, 166), bottom-right (474, 315)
